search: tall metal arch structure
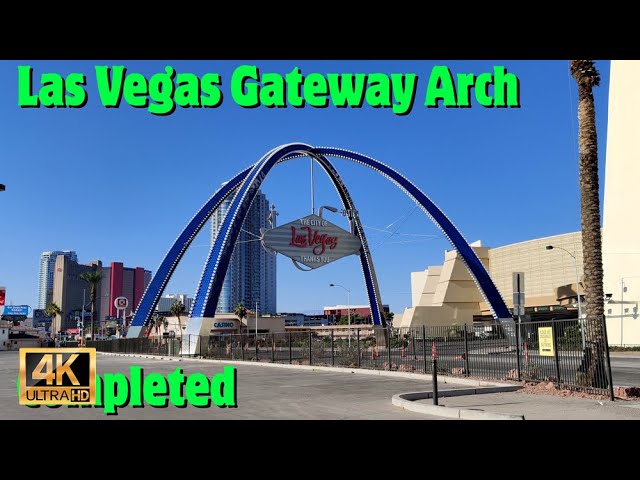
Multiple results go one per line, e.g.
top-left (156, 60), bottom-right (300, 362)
top-left (129, 143), bottom-right (512, 341)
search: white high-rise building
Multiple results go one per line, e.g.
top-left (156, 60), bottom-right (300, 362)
top-left (210, 189), bottom-right (277, 314)
top-left (37, 250), bottom-right (77, 309)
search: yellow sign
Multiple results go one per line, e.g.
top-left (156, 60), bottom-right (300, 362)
top-left (19, 348), bottom-right (96, 405)
top-left (538, 327), bottom-right (555, 357)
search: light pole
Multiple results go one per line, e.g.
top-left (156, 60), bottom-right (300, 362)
top-left (255, 301), bottom-right (259, 338)
top-left (618, 276), bottom-right (640, 347)
top-left (318, 205), bottom-right (337, 218)
top-left (546, 245), bottom-right (584, 348)
top-left (329, 283), bottom-right (351, 347)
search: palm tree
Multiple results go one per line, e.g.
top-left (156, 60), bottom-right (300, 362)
top-left (170, 300), bottom-right (186, 337)
top-left (156, 315), bottom-right (165, 335)
top-left (80, 269), bottom-right (103, 342)
top-left (570, 60), bottom-right (607, 388)
top-left (234, 302), bottom-right (248, 324)
top-left (146, 315), bottom-right (156, 337)
top-left (45, 302), bottom-right (62, 337)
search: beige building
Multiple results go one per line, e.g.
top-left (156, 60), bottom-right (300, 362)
top-left (601, 60), bottom-right (640, 346)
top-left (0, 320), bottom-right (10, 351)
top-left (152, 313), bottom-right (286, 338)
top-left (398, 233), bottom-right (584, 329)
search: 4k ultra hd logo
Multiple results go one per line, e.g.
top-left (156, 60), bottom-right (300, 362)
top-left (19, 348), bottom-right (96, 405)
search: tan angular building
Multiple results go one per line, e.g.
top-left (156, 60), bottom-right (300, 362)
top-left (398, 233), bottom-right (584, 329)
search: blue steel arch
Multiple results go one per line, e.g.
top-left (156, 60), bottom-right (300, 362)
top-left (310, 147), bottom-right (512, 320)
top-left (129, 144), bottom-right (385, 334)
top-left (132, 143), bottom-right (511, 338)
top-left (191, 144), bottom-right (510, 322)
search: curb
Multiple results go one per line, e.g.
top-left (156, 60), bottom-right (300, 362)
top-left (392, 389), bottom-right (525, 420)
top-left (97, 352), bottom-right (518, 389)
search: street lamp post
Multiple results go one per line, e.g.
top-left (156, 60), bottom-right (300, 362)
top-left (79, 289), bottom-right (86, 346)
top-left (546, 245), bottom-right (584, 348)
top-left (329, 283), bottom-right (351, 347)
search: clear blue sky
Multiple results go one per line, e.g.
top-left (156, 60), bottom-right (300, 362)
top-left (0, 60), bottom-right (611, 315)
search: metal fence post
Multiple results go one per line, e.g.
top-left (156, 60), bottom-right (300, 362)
top-left (255, 333), bottom-right (259, 362)
top-left (357, 328), bottom-right (361, 368)
top-left (271, 333), bottom-right (275, 363)
top-left (330, 330), bottom-right (334, 366)
top-left (552, 319), bottom-right (561, 384)
top-left (387, 328), bottom-right (392, 369)
top-left (241, 332), bottom-right (244, 361)
top-left (515, 322), bottom-right (522, 381)
top-left (289, 331), bottom-right (292, 364)
top-left (463, 324), bottom-right (470, 377)
top-left (601, 315), bottom-right (616, 401)
top-left (422, 326), bottom-right (427, 374)
top-left (309, 330), bottom-right (313, 366)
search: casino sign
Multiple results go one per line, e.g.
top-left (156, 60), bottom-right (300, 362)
top-left (262, 214), bottom-right (362, 270)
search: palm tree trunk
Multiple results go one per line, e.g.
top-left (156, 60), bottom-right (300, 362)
top-left (177, 314), bottom-right (182, 337)
top-left (91, 302), bottom-right (95, 342)
top-left (571, 60), bottom-right (608, 389)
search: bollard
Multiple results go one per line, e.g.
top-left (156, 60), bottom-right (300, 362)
top-left (432, 341), bottom-right (439, 405)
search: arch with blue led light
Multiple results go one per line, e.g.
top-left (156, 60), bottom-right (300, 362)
top-left (129, 143), bottom-right (511, 339)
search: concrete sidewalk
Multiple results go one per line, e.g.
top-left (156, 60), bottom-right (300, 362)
top-left (412, 390), bottom-right (640, 420)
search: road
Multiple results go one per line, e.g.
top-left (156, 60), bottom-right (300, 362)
top-left (609, 355), bottom-right (640, 386)
top-left (0, 351), bottom-right (455, 420)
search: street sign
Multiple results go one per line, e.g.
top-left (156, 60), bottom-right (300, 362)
top-left (538, 326), bottom-right (555, 357)
top-left (512, 292), bottom-right (526, 307)
top-left (512, 272), bottom-right (525, 294)
top-left (2, 305), bottom-right (30, 316)
top-left (114, 297), bottom-right (129, 310)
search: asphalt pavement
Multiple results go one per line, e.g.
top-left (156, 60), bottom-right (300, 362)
top-left (3, 350), bottom-right (640, 420)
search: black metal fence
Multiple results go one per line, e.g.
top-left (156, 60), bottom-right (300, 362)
top-left (88, 317), bottom-right (614, 396)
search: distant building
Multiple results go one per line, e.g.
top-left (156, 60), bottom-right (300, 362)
top-left (32, 309), bottom-right (53, 334)
top-left (211, 189), bottom-right (277, 314)
top-left (0, 320), bottom-right (9, 350)
top-left (323, 305), bottom-right (390, 324)
top-left (51, 256), bottom-right (102, 334)
top-left (98, 262), bottom-right (152, 326)
top-left (37, 250), bottom-right (77, 309)
top-left (156, 294), bottom-right (194, 315)
top-left (281, 313), bottom-right (330, 327)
